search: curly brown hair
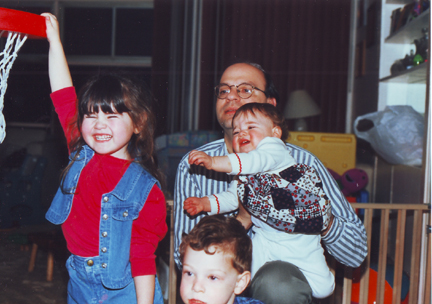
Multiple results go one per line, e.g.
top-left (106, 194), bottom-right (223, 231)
top-left (179, 215), bottom-right (252, 274)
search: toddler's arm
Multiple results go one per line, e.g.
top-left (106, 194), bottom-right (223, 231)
top-left (42, 13), bottom-right (73, 92)
top-left (228, 137), bottom-right (296, 175)
top-left (184, 180), bottom-right (239, 216)
top-left (189, 150), bottom-right (232, 173)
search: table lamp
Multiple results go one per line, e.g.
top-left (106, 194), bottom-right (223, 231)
top-left (284, 90), bottom-right (321, 131)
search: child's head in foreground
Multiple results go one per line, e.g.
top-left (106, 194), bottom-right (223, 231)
top-left (179, 215), bottom-right (252, 304)
top-left (231, 102), bottom-right (288, 153)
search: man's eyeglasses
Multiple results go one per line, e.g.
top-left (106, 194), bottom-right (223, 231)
top-left (214, 83), bottom-right (266, 99)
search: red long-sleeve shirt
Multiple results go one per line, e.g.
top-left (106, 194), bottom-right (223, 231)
top-left (51, 87), bottom-right (167, 277)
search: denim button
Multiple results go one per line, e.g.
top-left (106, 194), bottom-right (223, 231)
top-left (123, 211), bottom-right (128, 217)
top-left (102, 231), bottom-right (108, 237)
top-left (102, 263), bottom-right (107, 268)
top-left (103, 196), bottom-right (109, 202)
top-left (103, 214), bottom-right (108, 220)
top-left (87, 260), bottom-right (94, 266)
top-left (101, 247), bottom-right (107, 253)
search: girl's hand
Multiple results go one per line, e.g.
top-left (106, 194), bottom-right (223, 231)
top-left (43, 11), bottom-right (73, 93)
top-left (41, 13), bottom-right (61, 45)
top-left (184, 197), bottom-right (210, 216)
top-left (188, 150), bottom-right (213, 169)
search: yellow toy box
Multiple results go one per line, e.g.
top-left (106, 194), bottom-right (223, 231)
top-left (286, 131), bottom-right (356, 175)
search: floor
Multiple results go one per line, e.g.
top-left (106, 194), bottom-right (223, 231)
top-left (0, 223), bottom-right (174, 304)
top-left (0, 225), bottom-right (69, 304)
top-left (0, 225), bottom-right (348, 304)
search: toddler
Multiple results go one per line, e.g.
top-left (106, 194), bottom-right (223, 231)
top-left (184, 102), bottom-right (334, 298)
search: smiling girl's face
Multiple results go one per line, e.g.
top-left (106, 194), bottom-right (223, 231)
top-left (232, 111), bottom-right (281, 154)
top-left (81, 106), bottom-right (138, 160)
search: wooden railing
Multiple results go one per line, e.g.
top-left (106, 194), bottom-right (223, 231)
top-left (165, 200), bottom-right (180, 304)
top-left (165, 201), bottom-right (430, 304)
top-left (328, 203), bottom-right (430, 304)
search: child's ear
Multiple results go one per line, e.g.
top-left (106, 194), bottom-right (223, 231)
top-left (234, 271), bottom-right (251, 295)
top-left (272, 126), bottom-right (282, 139)
top-left (134, 113), bottom-right (147, 134)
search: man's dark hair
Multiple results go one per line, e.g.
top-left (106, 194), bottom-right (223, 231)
top-left (179, 215), bottom-right (252, 274)
top-left (246, 62), bottom-right (280, 104)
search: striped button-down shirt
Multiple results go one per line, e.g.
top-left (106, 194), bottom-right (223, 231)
top-left (173, 139), bottom-right (367, 268)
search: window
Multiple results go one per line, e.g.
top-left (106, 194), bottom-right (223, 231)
top-left (3, 63), bottom-right (52, 124)
top-left (63, 6), bottom-right (153, 57)
top-left (0, 1), bottom-right (154, 125)
top-left (64, 7), bottom-right (113, 56)
top-left (115, 8), bottom-right (153, 56)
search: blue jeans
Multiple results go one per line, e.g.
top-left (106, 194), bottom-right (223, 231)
top-left (66, 255), bottom-right (163, 304)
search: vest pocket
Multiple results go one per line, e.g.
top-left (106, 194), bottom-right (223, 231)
top-left (112, 205), bottom-right (139, 221)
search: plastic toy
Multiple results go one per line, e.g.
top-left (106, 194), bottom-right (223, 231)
top-left (351, 264), bottom-right (410, 304)
top-left (328, 168), bottom-right (368, 196)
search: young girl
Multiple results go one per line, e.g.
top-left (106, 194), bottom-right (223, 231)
top-left (42, 13), bottom-right (167, 304)
top-left (184, 103), bottom-right (334, 299)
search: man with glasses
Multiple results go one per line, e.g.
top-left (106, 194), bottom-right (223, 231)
top-left (174, 62), bottom-right (367, 303)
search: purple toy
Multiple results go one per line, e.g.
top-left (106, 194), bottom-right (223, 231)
top-left (328, 168), bottom-right (368, 196)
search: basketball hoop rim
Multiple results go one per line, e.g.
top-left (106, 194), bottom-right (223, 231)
top-left (0, 7), bottom-right (47, 39)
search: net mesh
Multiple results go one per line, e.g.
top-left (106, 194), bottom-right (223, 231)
top-left (0, 31), bottom-right (28, 143)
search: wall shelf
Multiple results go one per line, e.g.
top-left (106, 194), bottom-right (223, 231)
top-left (374, 0), bottom-right (430, 204)
top-left (385, 8), bottom-right (429, 44)
top-left (380, 62), bottom-right (428, 83)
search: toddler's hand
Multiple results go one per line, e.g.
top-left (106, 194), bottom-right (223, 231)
top-left (188, 150), bottom-right (213, 169)
top-left (184, 197), bottom-right (208, 216)
top-left (41, 13), bottom-right (60, 45)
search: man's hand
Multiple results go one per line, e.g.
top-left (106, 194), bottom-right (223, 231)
top-left (236, 203), bottom-right (253, 230)
top-left (184, 196), bottom-right (211, 216)
top-left (321, 214), bottom-right (334, 236)
top-left (189, 150), bottom-right (214, 170)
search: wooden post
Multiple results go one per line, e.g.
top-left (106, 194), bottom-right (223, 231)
top-left (376, 209), bottom-right (390, 304)
top-left (47, 252), bottom-right (54, 281)
top-left (167, 200), bottom-right (177, 304)
top-left (392, 209), bottom-right (406, 304)
top-left (423, 221), bottom-right (431, 304)
top-left (359, 208), bottom-right (373, 304)
top-left (408, 210), bottom-right (423, 304)
top-left (28, 243), bottom-right (38, 272)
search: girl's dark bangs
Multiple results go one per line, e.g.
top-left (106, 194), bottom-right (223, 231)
top-left (82, 89), bottom-right (130, 115)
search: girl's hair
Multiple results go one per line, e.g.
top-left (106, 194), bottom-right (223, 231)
top-left (61, 73), bottom-right (165, 191)
top-left (232, 102), bottom-right (289, 140)
top-left (179, 215), bottom-right (252, 274)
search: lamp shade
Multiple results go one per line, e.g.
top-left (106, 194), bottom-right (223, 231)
top-left (284, 90), bottom-right (321, 119)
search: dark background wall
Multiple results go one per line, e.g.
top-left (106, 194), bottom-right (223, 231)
top-left (152, 0), bottom-right (352, 134)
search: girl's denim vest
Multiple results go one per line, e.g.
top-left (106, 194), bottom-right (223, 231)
top-left (46, 145), bottom-right (159, 289)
